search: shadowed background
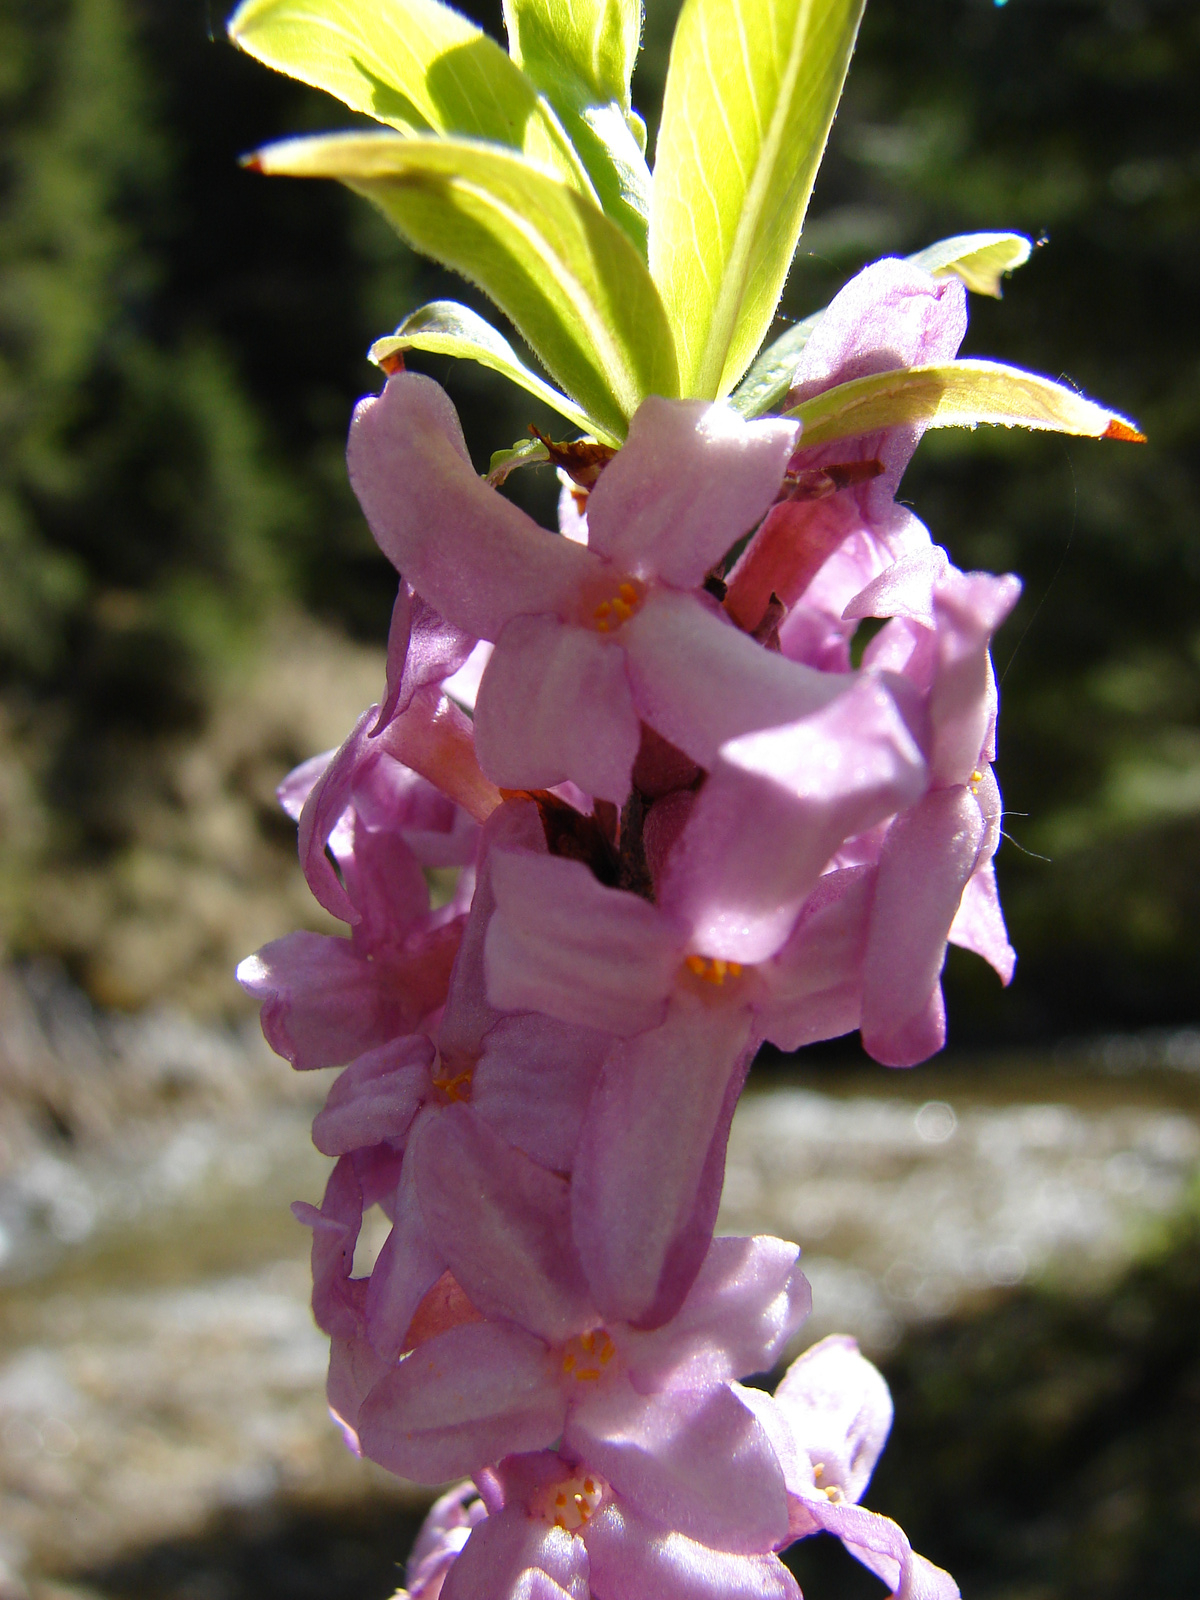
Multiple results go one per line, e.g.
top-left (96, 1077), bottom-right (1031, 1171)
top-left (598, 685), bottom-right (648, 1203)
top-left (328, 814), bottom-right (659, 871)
top-left (0, 0), bottom-right (1197, 1595)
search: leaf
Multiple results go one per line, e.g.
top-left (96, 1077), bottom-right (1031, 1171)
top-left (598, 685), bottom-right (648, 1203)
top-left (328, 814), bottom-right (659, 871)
top-left (503, 0), bottom-right (651, 250)
top-left (251, 133), bottom-right (679, 440)
top-left (227, 0), bottom-right (592, 194)
top-left (649, 0), bottom-right (867, 400)
top-left (487, 438), bottom-right (551, 484)
top-left (728, 310), bottom-right (822, 417)
top-left (369, 300), bottom-right (603, 437)
top-left (503, 0), bottom-right (641, 110)
top-left (730, 232), bottom-right (1034, 419)
top-left (906, 232), bottom-right (1033, 298)
top-left (784, 360), bottom-right (1146, 447)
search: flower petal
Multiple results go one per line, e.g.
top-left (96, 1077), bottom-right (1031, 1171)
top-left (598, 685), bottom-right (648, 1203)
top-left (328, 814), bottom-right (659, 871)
top-left (413, 1105), bottom-right (596, 1345)
top-left (311, 1035), bottom-right (434, 1156)
top-left (357, 1320), bottom-right (562, 1483)
top-left (623, 591), bottom-right (849, 769)
top-left (774, 1335), bottom-right (894, 1504)
top-left (473, 1013), bottom-right (610, 1173)
top-left (474, 615), bottom-right (641, 803)
top-left (585, 397), bottom-right (796, 589)
top-left (620, 1236), bottom-right (810, 1392)
top-left (443, 1510), bottom-right (588, 1600)
top-left (237, 931), bottom-right (414, 1070)
top-left (661, 677), bottom-right (926, 963)
top-left (572, 995), bottom-right (753, 1328)
top-left (485, 850), bottom-right (682, 1037)
top-left (948, 857), bottom-right (1015, 984)
top-left (585, 1501), bottom-right (800, 1600)
top-left (861, 787), bottom-right (986, 1067)
top-left (348, 373), bottom-right (597, 640)
top-left (569, 1382), bottom-right (789, 1554)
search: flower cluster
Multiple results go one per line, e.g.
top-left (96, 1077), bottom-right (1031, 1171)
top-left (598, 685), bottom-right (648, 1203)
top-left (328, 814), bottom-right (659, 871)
top-left (239, 258), bottom-right (1016, 1598)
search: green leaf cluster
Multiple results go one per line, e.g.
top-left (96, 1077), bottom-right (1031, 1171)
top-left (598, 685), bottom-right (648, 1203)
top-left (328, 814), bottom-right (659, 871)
top-left (230, 0), bottom-right (1139, 458)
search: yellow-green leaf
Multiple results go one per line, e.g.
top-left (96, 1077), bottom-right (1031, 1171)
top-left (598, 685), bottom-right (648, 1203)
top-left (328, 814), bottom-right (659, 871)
top-left (251, 133), bottom-right (678, 440)
top-left (907, 232), bottom-right (1033, 298)
top-left (785, 360), bottom-right (1146, 447)
top-left (728, 310), bottom-right (822, 417)
top-left (227, 0), bottom-right (592, 194)
top-left (368, 299), bottom-right (606, 439)
top-left (650, 0), bottom-right (867, 400)
top-left (503, 0), bottom-right (650, 250)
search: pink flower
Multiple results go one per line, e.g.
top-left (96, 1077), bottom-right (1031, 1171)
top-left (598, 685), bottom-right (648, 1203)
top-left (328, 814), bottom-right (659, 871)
top-left (725, 258), bottom-right (968, 642)
top-left (348, 374), bottom-right (824, 801)
top-left (755, 1336), bottom-right (960, 1600)
top-left (845, 548), bottom-right (1021, 1064)
top-left (426, 1449), bottom-right (801, 1600)
top-left (355, 1101), bottom-right (810, 1556)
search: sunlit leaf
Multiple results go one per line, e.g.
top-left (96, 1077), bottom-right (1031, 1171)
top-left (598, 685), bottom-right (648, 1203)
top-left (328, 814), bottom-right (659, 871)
top-left (785, 360), bottom-right (1146, 446)
top-left (227, 0), bottom-right (592, 194)
top-left (369, 300), bottom-right (603, 437)
top-left (504, 0), bottom-right (650, 250)
top-left (650, 0), bottom-right (867, 399)
top-left (487, 437), bottom-right (551, 484)
top-left (728, 310), bottom-right (822, 417)
top-left (907, 232), bottom-right (1033, 297)
top-left (251, 133), bottom-right (679, 440)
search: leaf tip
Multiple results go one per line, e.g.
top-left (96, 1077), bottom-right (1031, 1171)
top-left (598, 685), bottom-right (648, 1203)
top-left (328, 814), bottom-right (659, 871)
top-left (239, 150), bottom-right (265, 173)
top-left (1103, 417), bottom-right (1146, 443)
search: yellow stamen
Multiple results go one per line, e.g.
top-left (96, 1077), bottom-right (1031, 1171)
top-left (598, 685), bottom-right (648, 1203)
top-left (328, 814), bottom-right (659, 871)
top-left (683, 954), bottom-right (744, 986)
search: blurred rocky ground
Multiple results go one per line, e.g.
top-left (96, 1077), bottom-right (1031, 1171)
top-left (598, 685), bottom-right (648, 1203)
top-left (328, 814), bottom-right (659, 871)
top-left (0, 615), bottom-right (384, 1018)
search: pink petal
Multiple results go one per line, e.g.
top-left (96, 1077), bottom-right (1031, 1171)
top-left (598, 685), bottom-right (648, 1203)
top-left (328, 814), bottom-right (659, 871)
top-left (412, 1105), bottom-right (596, 1345)
top-left (376, 582), bottom-right (476, 731)
top-left (572, 995), bottom-right (753, 1328)
top-left (623, 590), bottom-right (849, 769)
top-left (348, 373), bottom-right (597, 640)
top-left (774, 1336), bottom-right (894, 1504)
top-left (472, 1013), bottom-right (610, 1173)
top-left (568, 1382), bottom-right (789, 1554)
top-left (585, 1501), bottom-right (800, 1600)
top-left (474, 615), bottom-right (641, 803)
top-left (442, 1511), bottom-right (588, 1600)
top-left (861, 787), bottom-right (987, 1067)
top-left (928, 570), bottom-right (1021, 786)
top-left (619, 1237), bottom-right (810, 1392)
top-left (343, 815), bottom-right (432, 951)
top-left (363, 1129), bottom-right (446, 1361)
top-left (443, 639), bottom-right (494, 711)
top-left (237, 932), bottom-right (413, 1070)
top-left (277, 749), bottom-right (334, 822)
top-left (791, 1498), bottom-right (959, 1600)
top-left (585, 397), bottom-right (796, 590)
top-left (661, 677), bottom-right (926, 963)
top-left (948, 858), bottom-right (1015, 984)
top-left (484, 849), bottom-right (682, 1037)
top-left (311, 1035), bottom-right (434, 1156)
top-left (755, 867), bottom-right (873, 1051)
top-left (438, 799), bottom-right (547, 1063)
top-left (356, 1320), bottom-right (563, 1483)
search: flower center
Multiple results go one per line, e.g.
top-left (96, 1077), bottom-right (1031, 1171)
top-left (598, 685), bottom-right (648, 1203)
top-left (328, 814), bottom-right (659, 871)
top-left (812, 1461), bottom-right (846, 1503)
top-left (591, 581), bottom-right (644, 634)
top-left (431, 1052), bottom-right (474, 1103)
top-left (682, 954), bottom-right (743, 986)
top-left (560, 1327), bottom-right (616, 1382)
top-left (533, 1469), bottom-right (608, 1531)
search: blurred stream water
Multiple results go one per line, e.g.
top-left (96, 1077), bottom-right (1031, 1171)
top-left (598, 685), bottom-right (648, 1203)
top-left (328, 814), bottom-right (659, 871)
top-left (1, 975), bottom-right (1198, 1598)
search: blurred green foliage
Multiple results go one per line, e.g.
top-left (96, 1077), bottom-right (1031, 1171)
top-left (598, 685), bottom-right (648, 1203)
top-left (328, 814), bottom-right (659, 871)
top-left (0, 0), bottom-right (1196, 1036)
